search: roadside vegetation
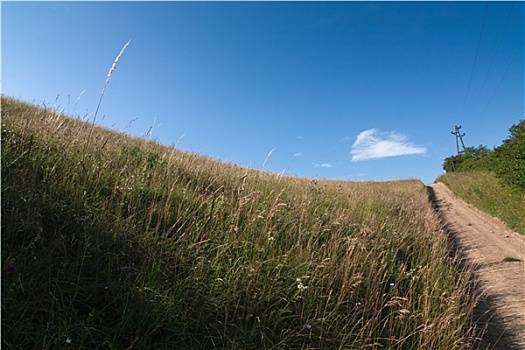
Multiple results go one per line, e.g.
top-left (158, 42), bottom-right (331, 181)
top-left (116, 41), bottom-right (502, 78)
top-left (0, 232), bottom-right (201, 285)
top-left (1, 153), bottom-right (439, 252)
top-left (439, 120), bottom-right (525, 234)
top-left (2, 97), bottom-right (477, 349)
top-left (437, 172), bottom-right (525, 234)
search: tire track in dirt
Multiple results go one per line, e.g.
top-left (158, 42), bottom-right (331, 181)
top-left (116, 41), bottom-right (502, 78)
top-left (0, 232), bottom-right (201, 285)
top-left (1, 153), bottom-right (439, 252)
top-left (428, 183), bottom-right (524, 350)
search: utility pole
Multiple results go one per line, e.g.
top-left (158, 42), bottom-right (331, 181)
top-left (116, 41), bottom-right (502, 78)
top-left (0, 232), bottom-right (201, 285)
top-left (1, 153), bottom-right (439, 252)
top-left (451, 125), bottom-right (467, 156)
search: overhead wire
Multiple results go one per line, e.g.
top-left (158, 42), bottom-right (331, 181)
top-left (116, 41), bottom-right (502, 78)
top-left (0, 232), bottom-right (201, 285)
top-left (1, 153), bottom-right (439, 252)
top-left (475, 41), bottom-right (524, 123)
top-left (471, 2), bottom-right (515, 110)
top-left (458, 1), bottom-right (489, 121)
top-left (440, 1), bottom-right (523, 163)
top-left (435, 2), bottom-right (490, 156)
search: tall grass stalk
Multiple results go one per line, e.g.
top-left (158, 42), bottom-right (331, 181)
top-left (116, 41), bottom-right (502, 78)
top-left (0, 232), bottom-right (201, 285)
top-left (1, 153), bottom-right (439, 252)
top-left (85, 40), bottom-right (131, 157)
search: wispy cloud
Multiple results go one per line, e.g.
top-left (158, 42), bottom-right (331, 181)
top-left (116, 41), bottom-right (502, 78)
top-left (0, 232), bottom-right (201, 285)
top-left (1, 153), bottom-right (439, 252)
top-left (294, 152), bottom-right (303, 157)
top-left (351, 129), bottom-right (426, 162)
top-left (313, 162), bottom-right (332, 168)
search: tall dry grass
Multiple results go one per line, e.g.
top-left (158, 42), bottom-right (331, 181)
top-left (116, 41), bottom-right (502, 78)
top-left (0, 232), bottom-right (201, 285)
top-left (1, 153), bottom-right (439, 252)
top-left (2, 97), bottom-right (478, 349)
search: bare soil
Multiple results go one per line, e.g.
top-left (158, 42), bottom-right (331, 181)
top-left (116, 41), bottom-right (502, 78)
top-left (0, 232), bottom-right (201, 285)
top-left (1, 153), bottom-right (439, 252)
top-left (428, 183), bottom-right (524, 350)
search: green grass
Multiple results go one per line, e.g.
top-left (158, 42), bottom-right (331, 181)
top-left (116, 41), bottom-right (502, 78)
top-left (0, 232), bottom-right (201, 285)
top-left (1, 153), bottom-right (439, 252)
top-left (2, 97), bottom-right (477, 349)
top-left (437, 172), bottom-right (525, 234)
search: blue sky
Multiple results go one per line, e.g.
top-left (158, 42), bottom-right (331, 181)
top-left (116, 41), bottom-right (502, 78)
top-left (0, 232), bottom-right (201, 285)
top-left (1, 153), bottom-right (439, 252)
top-left (3, 1), bottom-right (524, 184)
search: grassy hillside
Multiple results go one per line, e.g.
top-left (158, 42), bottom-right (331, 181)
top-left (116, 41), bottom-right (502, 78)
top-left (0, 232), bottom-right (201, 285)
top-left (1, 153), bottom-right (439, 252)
top-left (437, 172), bottom-right (525, 234)
top-left (2, 97), bottom-right (477, 349)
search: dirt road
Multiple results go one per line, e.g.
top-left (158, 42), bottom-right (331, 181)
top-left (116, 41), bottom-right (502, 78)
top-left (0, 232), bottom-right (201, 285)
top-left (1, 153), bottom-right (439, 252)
top-left (428, 183), bottom-right (524, 349)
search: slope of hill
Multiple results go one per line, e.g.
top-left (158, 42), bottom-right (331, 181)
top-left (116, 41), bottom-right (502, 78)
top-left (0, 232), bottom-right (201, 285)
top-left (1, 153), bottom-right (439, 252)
top-left (2, 97), bottom-right (477, 349)
top-left (438, 172), bottom-right (525, 234)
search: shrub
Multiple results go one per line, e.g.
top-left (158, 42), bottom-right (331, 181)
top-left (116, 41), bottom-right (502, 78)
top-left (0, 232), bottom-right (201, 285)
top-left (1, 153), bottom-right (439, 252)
top-left (493, 120), bottom-right (525, 190)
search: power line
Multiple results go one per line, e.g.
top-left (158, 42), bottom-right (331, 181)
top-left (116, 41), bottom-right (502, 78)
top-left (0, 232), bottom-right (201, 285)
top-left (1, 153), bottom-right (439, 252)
top-left (471, 2), bottom-right (515, 110)
top-left (475, 41), bottom-right (524, 122)
top-left (435, 3), bottom-right (489, 158)
top-left (433, 2), bottom-right (519, 160)
top-left (459, 1), bottom-right (489, 120)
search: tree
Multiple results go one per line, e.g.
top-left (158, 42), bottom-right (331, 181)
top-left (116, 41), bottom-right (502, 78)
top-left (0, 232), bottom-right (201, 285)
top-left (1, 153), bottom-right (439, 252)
top-left (443, 154), bottom-right (462, 172)
top-left (464, 145), bottom-right (491, 158)
top-left (442, 145), bottom-right (492, 173)
top-left (493, 120), bottom-right (525, 190)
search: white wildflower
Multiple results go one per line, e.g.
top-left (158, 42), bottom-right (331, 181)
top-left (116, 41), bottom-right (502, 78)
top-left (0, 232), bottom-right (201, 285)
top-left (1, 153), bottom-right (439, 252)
top-left (296, 278), bottom-right (308, 291)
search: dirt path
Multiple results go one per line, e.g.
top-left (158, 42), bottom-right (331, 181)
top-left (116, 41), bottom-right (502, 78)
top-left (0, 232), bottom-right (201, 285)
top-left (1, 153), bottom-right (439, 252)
top-left (428, 183), bottom-right (524, 349)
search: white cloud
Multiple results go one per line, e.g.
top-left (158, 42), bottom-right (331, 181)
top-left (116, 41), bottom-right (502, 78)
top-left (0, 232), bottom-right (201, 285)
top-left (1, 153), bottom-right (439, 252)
top-left (313, 162), bottom-right (332, 168)
top-left (294, 152), bottom-right (303, 157)
top-left (350, 129), bottom-right (426, 162)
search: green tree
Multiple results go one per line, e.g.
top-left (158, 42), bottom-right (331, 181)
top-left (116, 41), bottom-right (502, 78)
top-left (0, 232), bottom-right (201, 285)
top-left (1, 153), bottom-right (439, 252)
top-left (464, 145), bottom-right (491, 157)
top-left (493, 120), bottom-right (525, 190)
top-left (443, 154), bottom-right (463, 172)
top-left (442, 145), bottom-right (492, 173)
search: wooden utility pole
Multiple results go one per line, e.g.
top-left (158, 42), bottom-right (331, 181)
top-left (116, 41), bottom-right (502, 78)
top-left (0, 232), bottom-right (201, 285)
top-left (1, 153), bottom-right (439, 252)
top-left (451, 125), bottom-right (467, 155)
